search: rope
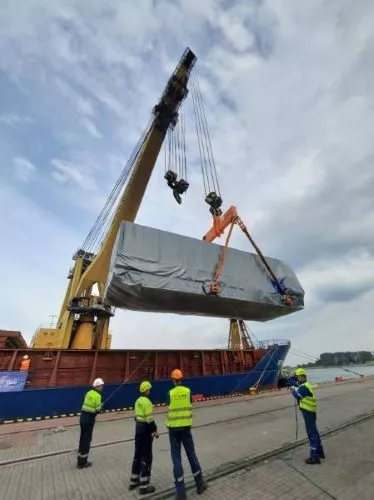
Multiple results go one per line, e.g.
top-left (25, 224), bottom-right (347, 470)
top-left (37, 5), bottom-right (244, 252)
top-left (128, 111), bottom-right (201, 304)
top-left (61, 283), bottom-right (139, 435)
top-left (181, 110), bottom-right (187, 181)
top-left (252, 345), bottom-right (279, 390)
top-left (280, 458), bottom-right (338, 499)
top-left (191, 75), bottom-right (209, 195)
top-left (81, 117), bottom-right (153, 255)
top-left (101, 320), bottom-right (173, 406)
top-left (290, 348), bottom-right (364, 378)
top-left (191, 68), bottom-right (220, 194)
top-left (279, 390), bottom-right (338, 499)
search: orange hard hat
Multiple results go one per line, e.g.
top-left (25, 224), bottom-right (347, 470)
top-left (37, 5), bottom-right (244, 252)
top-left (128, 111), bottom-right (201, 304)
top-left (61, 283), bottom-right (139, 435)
top-left (171, 369), bottom-right (183, 380)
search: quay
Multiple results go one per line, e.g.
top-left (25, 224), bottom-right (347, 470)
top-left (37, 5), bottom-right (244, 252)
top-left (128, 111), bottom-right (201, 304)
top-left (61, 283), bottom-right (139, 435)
top-left (0, 377), bottom-right (373, 499)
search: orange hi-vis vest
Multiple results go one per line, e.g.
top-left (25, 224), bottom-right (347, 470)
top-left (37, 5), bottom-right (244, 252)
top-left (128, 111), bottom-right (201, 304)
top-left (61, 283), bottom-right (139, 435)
top-left (20, 359), bottom-right (30, 371)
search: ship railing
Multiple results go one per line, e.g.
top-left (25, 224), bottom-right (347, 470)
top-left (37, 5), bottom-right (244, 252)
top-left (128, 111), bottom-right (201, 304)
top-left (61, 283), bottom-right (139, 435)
top-left (253, 339), bottom-right (291, 350)
top-left (214, 339), bottom-right (290, 351)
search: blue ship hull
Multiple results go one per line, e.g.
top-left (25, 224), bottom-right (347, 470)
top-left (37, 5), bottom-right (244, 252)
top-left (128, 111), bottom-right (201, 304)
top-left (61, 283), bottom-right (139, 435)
top-left (0, 342), bottom-right (290, 422)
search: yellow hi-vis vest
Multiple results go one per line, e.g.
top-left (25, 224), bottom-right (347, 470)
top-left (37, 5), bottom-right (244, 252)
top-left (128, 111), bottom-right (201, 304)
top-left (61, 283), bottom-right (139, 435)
top-left (135, 396), bottom-right (154, 424)
top-left (81, 389), bottom-right (103, 413)
top-left (298, 381), bottom-right (317, 413)
top-left (166, 385), bottom-right (193, 428)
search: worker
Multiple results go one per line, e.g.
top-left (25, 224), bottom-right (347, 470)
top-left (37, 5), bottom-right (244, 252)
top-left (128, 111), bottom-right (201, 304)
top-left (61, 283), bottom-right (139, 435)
top-left (129, 380), bottom-right (159, 494)
top-left (77, 378), bottom-right (104, 469)
top-left (20, 355), bottom-right (30, 371)
top-left (166, 369), bottom-right (207, 500)
top-left (291, 368), bottom-right (325, 464)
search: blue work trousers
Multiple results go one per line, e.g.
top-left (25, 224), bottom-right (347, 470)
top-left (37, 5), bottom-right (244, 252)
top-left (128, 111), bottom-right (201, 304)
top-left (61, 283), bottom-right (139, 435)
top-left (130, 432), bottom-right (153, 490)
top-left (168, 428), bottom-right (203, 494)
top-left (301, 409), bottom-right (323, 459)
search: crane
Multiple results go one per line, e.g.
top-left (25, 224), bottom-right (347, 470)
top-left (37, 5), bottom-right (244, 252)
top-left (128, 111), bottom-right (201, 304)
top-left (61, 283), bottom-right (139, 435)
top-left (31, 48), bottom-right (197, 350)
top-left (30, 47), bottom-right (293, 352)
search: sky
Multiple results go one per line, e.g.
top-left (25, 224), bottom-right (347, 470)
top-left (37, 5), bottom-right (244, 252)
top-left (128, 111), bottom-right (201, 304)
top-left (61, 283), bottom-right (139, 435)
top-left (1, 0), bottom-right (373, 366)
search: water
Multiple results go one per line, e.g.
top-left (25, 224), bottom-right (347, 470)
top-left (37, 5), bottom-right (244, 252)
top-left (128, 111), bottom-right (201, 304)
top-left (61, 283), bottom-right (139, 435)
top-left (305, 365), bottom-right (374, 384)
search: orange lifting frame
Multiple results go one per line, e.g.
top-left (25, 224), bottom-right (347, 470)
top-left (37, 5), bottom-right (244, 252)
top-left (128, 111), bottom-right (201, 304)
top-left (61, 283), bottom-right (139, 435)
top-left (202, 206), bottom-right (293, 304)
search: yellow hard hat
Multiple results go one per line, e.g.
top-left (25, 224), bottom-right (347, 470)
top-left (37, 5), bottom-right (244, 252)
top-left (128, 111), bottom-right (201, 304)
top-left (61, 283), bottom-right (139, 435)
top-left (140, 381), bottom-right (152, 393)
top-left (295, 368), bottom-right (306, 376)
top-left (171, 369), bottom-right (183, 380)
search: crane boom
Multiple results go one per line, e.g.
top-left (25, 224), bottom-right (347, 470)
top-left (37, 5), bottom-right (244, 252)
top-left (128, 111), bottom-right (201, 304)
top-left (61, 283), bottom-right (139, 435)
top-left (31, 48), bottom-right (196, 351)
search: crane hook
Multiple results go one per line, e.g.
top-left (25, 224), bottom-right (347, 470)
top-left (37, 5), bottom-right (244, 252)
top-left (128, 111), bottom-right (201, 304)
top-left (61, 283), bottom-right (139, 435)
top-left (164, 170), bottom-right (189, 204)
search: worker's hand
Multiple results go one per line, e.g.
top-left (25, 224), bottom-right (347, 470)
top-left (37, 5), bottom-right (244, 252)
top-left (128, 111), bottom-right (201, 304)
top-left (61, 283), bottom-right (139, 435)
top-left (154, 431), bottom-right (160, 439)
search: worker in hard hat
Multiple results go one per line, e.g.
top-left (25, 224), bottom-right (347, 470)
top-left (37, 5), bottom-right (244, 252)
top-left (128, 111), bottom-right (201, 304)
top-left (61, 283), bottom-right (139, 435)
top-left (77, 377), bottom-right (104, 469)
top-left (129, 380), bottom-right (159, 495)
top-left (20, 355), bottom-right (30, 371)
top-left (291, 368), bottom-right (325, 464)
top-left (166, 369), bottom-right (207, 500)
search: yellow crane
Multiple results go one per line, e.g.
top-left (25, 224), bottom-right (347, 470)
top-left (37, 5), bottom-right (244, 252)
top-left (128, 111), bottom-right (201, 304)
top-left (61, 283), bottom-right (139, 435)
top-left (31, 48), bottom-right (197, 350)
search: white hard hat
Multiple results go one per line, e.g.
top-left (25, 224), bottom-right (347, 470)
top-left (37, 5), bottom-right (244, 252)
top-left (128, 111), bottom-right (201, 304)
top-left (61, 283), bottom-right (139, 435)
top-left (23, 355), bottom-right (29, 360)
top-left (93, 378), bottom-right (104, 387)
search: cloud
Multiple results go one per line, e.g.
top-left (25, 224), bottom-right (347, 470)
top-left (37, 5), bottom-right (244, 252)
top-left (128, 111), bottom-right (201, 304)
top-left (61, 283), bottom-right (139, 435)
top-left (0, 0), bottom-right (373, 369)
top-left (0, 114), bottom-right (32, 126)
top-left (13, 157), bottom-right (37, 182)
top-left (80, 117), bottom-right (102, 138)
top-left (51, 158), bottom-right (97, 191)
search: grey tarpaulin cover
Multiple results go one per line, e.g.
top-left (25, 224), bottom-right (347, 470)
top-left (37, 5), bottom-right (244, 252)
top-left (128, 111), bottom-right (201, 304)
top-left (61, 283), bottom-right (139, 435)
top-left (104, 222), bottom-right (304, 321)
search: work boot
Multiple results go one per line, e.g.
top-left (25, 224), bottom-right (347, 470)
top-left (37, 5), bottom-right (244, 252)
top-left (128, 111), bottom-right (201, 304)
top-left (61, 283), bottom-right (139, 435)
top-left (318, 447), bottom-right (326, 459)
top-left (77, 460), bottom-right (92, 469)
top-left (175, 492), bottom-right (187, 500)
top-left (139, 485), bottom-right (156, 495)
top-left (197, 482), bottom-right (208, 494)
top-left (128, 482), bottom-right (139, 491)
top-left (305, 457), bottom-right (321, 465)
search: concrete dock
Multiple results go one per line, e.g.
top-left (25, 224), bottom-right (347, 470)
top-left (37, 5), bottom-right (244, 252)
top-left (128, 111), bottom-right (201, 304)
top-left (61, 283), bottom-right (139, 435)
top-left (0, 377), bottom-right (373, 499)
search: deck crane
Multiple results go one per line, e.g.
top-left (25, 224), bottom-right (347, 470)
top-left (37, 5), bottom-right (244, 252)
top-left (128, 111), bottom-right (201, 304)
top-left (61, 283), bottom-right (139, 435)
top-left (31, 48), bottom-right (197, 350)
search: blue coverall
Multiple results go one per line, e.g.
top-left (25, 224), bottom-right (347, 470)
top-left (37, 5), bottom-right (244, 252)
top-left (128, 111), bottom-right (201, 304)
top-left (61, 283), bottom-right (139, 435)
top-left (166, 389), bottom-right (204, 497)
top-left (291, 383), bottom-right (325, 460)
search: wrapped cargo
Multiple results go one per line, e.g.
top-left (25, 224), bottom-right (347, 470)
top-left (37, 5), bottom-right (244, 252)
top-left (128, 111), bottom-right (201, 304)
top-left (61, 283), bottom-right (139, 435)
top-left (104, 222), bottom-right (304, 321)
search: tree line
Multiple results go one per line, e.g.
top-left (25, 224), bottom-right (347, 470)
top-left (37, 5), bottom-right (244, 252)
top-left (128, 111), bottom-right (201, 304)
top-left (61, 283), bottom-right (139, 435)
top-left (299, 351), bottom-right (374, 367)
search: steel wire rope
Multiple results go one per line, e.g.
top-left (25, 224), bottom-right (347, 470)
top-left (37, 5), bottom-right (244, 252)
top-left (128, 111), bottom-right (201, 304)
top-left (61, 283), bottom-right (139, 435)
top-left (190, 74), bottom-right (210, 195)
top-left (181, 110), bottom-right (188, 181)
top-left (91, 124), bottom-right (150, 255)
top-left (101, 319), bottom-right (174, 406)
top-left (81, 118), bottom-right (153, 254)
top-left (192, 69), bottom-right (221, 196)
top-left (176, 114), bottom-right (182, 180)
top-left (191, 70), bottom-right (216, 193)
top-left (290, 348), bottom-right (364, 378)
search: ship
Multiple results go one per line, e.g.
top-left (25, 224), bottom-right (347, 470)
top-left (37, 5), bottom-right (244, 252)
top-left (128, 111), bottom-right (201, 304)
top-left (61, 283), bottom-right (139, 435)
top-left (0, 326), bottom-right (290, 422)
top-left (0, 48), bottom-right (301, 423)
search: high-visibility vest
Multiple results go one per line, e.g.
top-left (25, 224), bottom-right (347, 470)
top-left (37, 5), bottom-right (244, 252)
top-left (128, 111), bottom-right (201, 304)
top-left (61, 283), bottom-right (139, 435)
top-left (20, 359), bottom-right (30, 371)
top-left (166, 385), bottom-right (193, 428)
top-left (135, 396), bottom-right (154, 424)
top-left (298, 381), bottom-right (317, 413)
top-left (81, 389), bottom-right (102, 414)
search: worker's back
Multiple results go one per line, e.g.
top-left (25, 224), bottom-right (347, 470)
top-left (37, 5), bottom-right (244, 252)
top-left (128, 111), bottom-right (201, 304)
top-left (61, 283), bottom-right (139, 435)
top-left (166, 385), bottom-right (193, 429)
top-left (20, 358), bottom-right (30, 371)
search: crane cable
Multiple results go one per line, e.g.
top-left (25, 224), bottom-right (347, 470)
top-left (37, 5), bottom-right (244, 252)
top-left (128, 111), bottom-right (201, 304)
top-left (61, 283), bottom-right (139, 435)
top-left (81, 118), bottom-right (153, 255)
top-left (190, 68), bottom-right (221, 198)
top-left (290, 348), bottom-right (364, 378)
top-left (164, 110), bottom-right (187, 183)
